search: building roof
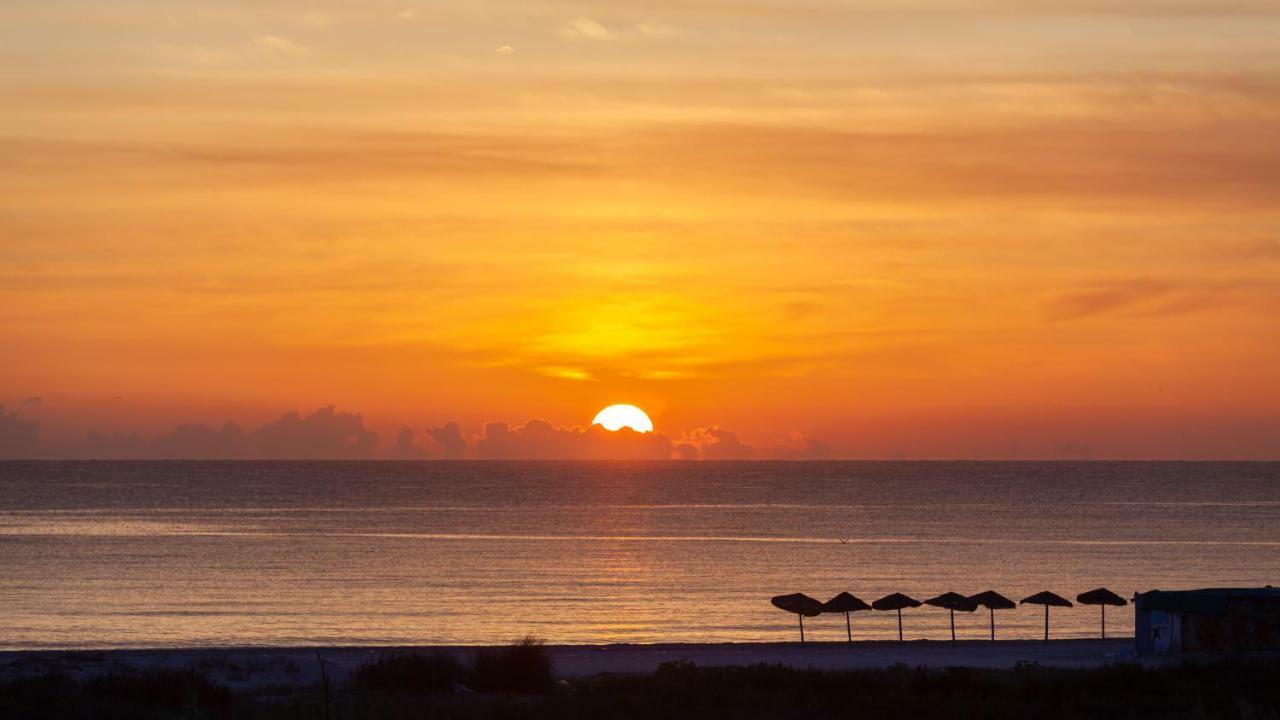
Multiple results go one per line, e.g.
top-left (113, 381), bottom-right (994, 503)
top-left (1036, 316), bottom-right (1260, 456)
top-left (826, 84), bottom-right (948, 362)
top-left (1136, 587), bottom-right (1280, 616)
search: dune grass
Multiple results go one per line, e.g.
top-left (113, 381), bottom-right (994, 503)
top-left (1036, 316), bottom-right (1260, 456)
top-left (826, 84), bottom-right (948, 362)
top-left (349, 652), bottom-right (465, 696)
top-left (467, 636), bottom-right (554, 694)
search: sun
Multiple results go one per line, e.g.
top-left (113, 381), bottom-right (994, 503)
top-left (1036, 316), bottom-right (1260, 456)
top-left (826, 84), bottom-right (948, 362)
top-left (592, 404), bottom-right (654, 433)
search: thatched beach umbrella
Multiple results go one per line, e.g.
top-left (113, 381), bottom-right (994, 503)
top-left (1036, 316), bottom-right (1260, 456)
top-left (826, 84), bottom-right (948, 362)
top-left (1021, 591), bottom-right (1073, 642)
top-left (968, 590), bottom-right (1017, 641)
top-left (1076, 588), bottom-right (1127, 639)
top-left (822, 592), bottom-right (872, 643)
top-left (924, 592), bottom-right (978, 643)
top-left (872, 592), bottom-right (922, 642)
top-left (771, 593), bottom-right (824, 643)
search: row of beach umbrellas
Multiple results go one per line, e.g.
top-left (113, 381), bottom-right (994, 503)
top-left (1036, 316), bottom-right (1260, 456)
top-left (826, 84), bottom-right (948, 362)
top-left (771, 588), bottom-right (1128, 643)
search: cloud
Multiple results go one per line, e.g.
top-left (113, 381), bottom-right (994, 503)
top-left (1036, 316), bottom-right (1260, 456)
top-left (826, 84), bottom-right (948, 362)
top-left (153, 34), bottom-right (312, 68)
top-left (32, 407), bottom-right (827, 461)
top-left (1046, 278), bottom-right (1174, 320)
top-left (71, 406), bottom-right (378, 459)
top-left (674, 427), bottom-right (832, 460)
top-left (671, 442), bottom-right (699, 460)
top-left (250, 406), bottom-right (379, 459)
top-left (30, 109), bottom-right (1277, 209)
top-left (391, 425), bottom-right (429, 459)
top-left (538, 366), bottom-right (592, 381)
top-left (633, 21), bottom-right (681, 38)
top-left (254, 35), bottom-right (310, 58)
top-left (0, 407), bottom-right (40, 459)
top-left (768, 432), bottom-right (832, 460)
top-left (21, 396), bottom-right (42, 406)
top-left (676, 426), bottom-right (754, 460)
top-left (1043, 277), bottom-right (1266, 321)
top-left (75, 431), bottom-right (144, 460)
top-left (474, 419), bottom-right (675, 460)
top-left (149, 422), bottom-right (249, 459)
top-left (560, 17), bottom-right (614, 40)
top-left (494, 45), bottom-right (516, 54)
top-left (459, 419), bottom-right (832, 460)
top-left (559, 17), bottom-right (680, 42)
top-left (426, 421), bottom-right (468, 459)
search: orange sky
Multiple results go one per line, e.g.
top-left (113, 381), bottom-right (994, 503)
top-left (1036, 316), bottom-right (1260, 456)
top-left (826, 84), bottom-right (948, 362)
top-left (2, 0), bottom-right (1279, 458)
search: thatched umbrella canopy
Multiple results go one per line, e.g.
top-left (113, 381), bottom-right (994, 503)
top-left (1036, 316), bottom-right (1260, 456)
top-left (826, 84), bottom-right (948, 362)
top-left (968, 590), bottom-right (1017, 641)
top-left (924, 592), bottom-right (978, 643)
top-left (771, 593), bottom-right (824, 643)
top-left (1076, 588), bottom-right (1127, 639)
top-left (822, 592), bottom-right (872, 643)
top-left (1021, 591), bottom-right (1073, 642)
top-left (872, 592), bottom-right (922, 642)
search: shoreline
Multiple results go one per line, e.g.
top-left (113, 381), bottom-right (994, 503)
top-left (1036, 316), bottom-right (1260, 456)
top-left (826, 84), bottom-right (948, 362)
top-left (0, 639), bottom-right (1137, 689)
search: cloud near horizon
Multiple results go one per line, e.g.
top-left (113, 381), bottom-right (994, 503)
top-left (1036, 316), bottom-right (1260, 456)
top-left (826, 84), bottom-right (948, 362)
top-left (0, 407), bottom-right (40, 459)
top-left (58, 406), bottom-right (381, 460)
top-left (398, 417), bottom-right (830, 461)
top-left (5, 406), bottom-right (828, 461)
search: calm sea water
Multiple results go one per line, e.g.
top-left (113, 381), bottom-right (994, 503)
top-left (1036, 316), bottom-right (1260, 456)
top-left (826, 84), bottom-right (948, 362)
top-left (1, 461), bottom-right (1277, 649)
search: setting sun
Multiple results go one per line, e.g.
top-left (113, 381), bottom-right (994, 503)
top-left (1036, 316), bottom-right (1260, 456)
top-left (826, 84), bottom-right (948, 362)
top-left (592, 404), bottom-right (654, 434)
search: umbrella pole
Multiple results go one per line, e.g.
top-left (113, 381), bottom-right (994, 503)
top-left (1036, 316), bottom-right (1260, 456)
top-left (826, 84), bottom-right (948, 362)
top-left (846, 611), bottom-right (852, 643)
top-left (799, 614), bottom-right (805, 644)
top-left (949, 609), bottom-right (956, 644)
top-left (1043, 605), bottom-right (1049, 643)
top-left (1101, 605), bottom-right (1106, 640)
top-left (990, 608), bottom-right (995, 641)
top-left (897, 608), bottom-right (903, 642)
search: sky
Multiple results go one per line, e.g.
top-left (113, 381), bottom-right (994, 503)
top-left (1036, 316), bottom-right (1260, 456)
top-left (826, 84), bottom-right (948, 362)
top-left (2, 0), bottom-right (1279, 459)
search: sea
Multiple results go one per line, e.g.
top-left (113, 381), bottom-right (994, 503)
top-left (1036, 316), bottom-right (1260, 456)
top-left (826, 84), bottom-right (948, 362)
top-left (1, 461), bottom-right (1277, 650)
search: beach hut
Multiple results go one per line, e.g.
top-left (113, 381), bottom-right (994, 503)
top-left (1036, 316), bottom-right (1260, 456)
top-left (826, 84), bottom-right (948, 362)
top-left (771, 593), bottom-right (824, 643)
top-left (1135, 587), bottom-right (1280, 655)
top-left (1076, 588), bottom-right (1127, 639)
top-left (872, 592), bottom-right (922, 642)
top-left (924, 592), bottom-right (978, 643)
top-left (1021, 591), bottom-right (1073, 642)
top-left (822, 592), bottom-right (871, 643)
top-left (968, 590), bottom-right (1017, 641)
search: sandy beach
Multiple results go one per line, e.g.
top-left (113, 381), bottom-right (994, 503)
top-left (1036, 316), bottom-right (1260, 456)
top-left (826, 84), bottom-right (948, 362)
top-left (0, 639), bottom-right (1136, 691)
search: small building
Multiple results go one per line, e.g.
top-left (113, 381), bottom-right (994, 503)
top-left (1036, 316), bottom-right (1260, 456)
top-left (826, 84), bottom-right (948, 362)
top-left (1135, 587), bottom-right (1280, 655)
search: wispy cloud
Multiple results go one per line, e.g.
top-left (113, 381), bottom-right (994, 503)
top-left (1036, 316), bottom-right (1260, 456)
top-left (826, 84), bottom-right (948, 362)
top-left (254, 35), bottom-right (310, 58)
top-left (559, 16), bottom-right (681, 41)
top-left (1044, 278), bottom-right (1275, 321)
top-left (1046, 279), bottom-right (1175, 320)
top-left (560, 16), bottom-right (614, 40)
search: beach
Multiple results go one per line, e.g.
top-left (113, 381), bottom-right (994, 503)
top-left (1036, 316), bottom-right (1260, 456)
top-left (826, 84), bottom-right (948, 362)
top-left (0, 639), bottom-right (1136, 690)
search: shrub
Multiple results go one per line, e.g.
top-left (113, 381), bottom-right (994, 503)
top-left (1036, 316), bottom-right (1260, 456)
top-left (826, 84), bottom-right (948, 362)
top-left (467, 636), bottom-right (554, 695)
top-left (0, 673), bottom-right (80, 719)
top-left (349, 652), bottom-right (464, 696)
top-left (86, 668), bottom-right (231, 718)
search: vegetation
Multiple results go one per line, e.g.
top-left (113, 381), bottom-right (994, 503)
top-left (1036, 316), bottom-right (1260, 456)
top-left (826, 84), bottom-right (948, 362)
top-left (466, 636), bottom-right (554, 694)
top-left (349, 652), bottom-right (465, 696)
top-left (347, 636), bottom-right (552, 697)
top-left (3, 646), bottom-right (1280, 719)
top-left (0, 667), bottom-right (231, 720)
